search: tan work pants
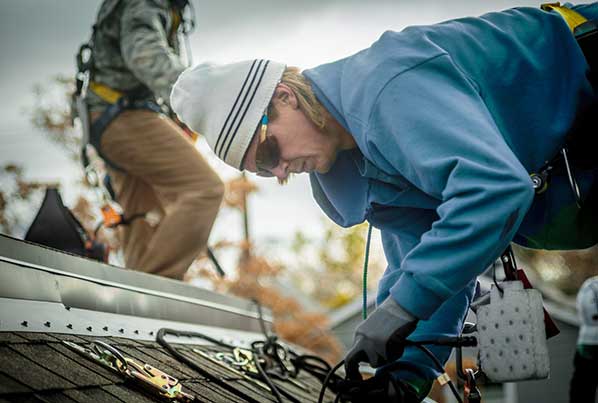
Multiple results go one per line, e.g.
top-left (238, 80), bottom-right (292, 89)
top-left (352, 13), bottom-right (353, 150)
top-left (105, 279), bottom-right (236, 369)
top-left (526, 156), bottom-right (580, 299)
top-left (98, 110), bottom-right (224, 279)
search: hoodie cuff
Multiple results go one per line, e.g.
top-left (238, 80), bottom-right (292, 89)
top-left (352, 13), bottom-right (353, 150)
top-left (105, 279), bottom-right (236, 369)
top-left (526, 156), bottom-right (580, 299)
top-left (390, 273), bottom-right (445, 320)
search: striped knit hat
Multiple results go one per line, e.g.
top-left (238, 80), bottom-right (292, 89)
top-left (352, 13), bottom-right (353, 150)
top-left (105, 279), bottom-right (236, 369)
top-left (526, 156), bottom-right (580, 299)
top-left (171, 59), bottom-right (286, 170)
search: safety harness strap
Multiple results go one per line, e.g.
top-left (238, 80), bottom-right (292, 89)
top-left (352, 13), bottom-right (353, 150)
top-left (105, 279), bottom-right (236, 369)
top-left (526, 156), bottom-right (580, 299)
top-left (88, 91), bottom-right (162, 172)
top-left (89, 81), bottom-right (124, 104)
top-left (541, 3), bottom-right (588, 31)
top-left (169, 7), bottom-right (182, 42)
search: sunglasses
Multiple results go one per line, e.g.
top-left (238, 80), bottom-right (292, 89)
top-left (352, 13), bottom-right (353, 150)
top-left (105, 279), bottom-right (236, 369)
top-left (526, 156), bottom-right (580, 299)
top-left (255, 113), bottom-right (281, 177)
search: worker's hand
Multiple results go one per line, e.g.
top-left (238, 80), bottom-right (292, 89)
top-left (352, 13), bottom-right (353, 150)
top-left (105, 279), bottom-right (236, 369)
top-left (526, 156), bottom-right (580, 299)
top-left (344, 298), bottom-right (418, 380)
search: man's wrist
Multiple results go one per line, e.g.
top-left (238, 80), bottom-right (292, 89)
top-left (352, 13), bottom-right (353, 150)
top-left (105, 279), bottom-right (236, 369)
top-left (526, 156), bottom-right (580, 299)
top-left (379, 297), bottom-right (417, 321)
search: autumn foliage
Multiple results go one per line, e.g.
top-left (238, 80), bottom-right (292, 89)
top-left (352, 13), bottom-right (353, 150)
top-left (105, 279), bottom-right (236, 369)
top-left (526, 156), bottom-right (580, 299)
top-left (191, 174), bottom-right (344, 363)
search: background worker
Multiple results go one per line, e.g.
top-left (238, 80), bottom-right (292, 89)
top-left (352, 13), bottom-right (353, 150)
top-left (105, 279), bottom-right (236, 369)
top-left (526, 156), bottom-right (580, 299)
top-left (171, 3), bottom-right (598, 401)
top-left (569, 276), bottom-right (598, 402)
top-left (79, 0), bottom-right (223, 279)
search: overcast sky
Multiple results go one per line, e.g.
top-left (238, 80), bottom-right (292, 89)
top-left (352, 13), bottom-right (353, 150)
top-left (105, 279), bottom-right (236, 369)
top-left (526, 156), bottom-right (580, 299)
top-left (0, 0), bottom-right (585, 249)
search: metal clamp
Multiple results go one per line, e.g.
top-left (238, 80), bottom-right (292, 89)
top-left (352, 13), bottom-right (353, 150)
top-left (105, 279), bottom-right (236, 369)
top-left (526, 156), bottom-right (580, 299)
top-left (193, 348), bottom-right (273, 393)
top-left (530, 171), bottom-right (549, 194)
top-left (64, 340), bottom-right (195, 401)
top-left (464, 368), bottom-right (482, 403)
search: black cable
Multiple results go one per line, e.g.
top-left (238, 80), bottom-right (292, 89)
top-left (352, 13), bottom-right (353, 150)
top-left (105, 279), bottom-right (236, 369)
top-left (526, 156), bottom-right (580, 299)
top-left (291, 354), bottom-right (333, 380)
top-left (253, 299), bottom-right (271, 338)
top-left (157, 327), bottom-right (238, 349)
top-left (158, 326), bottom-right (303, 403)
top-left (295, 354), bottom-right (331, 371)
top-left (408, 344), bottom-right (463, 403)
top-left (251, 299), bottom-right (290, 376)
top-left (253, 300), bottom-right (341, 401)
top-left (253, 347), bottom-right (284, 403)
top-left (406, 337), bottom-right (477, 348)
top-left (318, 336), bottom-right (475, 403)
top-left (156, 329), bottom-right (262, 403)
top-left (375, 341), bottom-right (464, 403)
top-left (206, 247), bottom-right (225, 277)
top-left (250, 299), bottom-right (301, 402)
top-left (318, 360), bottom-right (345, 403)
top-left (493, 259), bottom-right (504, 295)
top-left (158, 305), bottom-right (470, 403)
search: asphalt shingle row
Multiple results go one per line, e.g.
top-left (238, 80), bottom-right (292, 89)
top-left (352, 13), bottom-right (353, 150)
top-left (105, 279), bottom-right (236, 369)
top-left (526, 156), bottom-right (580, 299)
top-left (0, 332), bottom-right (337, 402)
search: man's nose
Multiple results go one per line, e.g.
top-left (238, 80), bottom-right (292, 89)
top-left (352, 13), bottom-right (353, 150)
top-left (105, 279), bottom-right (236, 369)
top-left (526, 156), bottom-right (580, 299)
top-left (270, 162), bottom-right (289, 181)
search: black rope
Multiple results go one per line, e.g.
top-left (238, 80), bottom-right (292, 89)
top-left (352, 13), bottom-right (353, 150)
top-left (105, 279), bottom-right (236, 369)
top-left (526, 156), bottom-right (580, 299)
top-left (156, 328), bottom-right (262, 403)
top-left (252, 347), bottom-right (284, 403)
top-left (253, 299), bottom-right (271, 338)
top-left (250, 299), bottom-right (302, 402)
top-left (157, 302), bottom-right (471, 403)
top-left (318, 360), bottom-right (345, 403)
top-left (157, 302), bottom-right (322, 403)
top-left (408, 344), bottom-right (463, 403)
top-left (290, 354), bottom-right (332, 381)
top-left (316, 337), bottom-right (475, 403)
top-left (376, 341), bottom-right (464, 403)
top-left (206, 247), bottom-right (225, 277)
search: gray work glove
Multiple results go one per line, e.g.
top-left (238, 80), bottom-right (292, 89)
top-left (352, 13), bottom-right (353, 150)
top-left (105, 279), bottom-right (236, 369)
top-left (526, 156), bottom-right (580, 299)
top-left (344, 298), bottom-right (419, 380)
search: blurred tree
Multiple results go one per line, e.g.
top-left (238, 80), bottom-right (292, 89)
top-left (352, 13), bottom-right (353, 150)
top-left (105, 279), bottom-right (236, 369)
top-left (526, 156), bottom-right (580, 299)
top-left (189, 173), bottom-right (344, 363)
top-left (513, 244), bottom-right (598, 296)
top-left (0, 164), bottom-right (50, 236)
top-left (28, 75), bottom-right (81, 161)
top-left (289, 221), bottom-right (385, 309)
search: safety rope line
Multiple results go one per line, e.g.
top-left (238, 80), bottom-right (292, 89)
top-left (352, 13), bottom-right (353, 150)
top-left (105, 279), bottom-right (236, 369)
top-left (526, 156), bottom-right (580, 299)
top-left (541, 2), bottom-right (588, 31)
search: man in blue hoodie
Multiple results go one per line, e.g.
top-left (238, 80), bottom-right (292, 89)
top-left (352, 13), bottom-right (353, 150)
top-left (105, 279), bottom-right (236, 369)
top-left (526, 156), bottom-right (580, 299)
top-left (171, 3), bottom-right (598, 400)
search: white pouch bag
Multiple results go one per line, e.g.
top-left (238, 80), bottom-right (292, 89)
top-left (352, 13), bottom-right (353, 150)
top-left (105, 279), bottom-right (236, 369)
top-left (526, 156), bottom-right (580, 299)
top-left (476, 280), bottom-right (550, 382)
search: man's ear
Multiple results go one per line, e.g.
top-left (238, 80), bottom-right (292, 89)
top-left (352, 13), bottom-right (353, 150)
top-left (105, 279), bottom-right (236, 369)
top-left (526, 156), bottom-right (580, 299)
top-left (272, 83), bottom-right (297, 108)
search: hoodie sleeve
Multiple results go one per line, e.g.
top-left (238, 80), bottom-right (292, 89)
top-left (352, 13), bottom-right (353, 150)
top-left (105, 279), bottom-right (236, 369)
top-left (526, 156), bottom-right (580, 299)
top-left (120, 0), bottom-right (185, 105)
top-left (367, 54), bottom-right (534, 320)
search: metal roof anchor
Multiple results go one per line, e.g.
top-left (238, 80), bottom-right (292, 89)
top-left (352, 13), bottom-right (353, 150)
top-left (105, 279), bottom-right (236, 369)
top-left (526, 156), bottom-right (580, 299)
top-left (62, 340), bottom-right (195, 402)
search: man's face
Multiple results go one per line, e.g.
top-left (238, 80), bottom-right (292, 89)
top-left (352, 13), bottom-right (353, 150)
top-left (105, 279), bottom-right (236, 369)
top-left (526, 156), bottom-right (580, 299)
top-left (242, 84), bottom-right (340, 181)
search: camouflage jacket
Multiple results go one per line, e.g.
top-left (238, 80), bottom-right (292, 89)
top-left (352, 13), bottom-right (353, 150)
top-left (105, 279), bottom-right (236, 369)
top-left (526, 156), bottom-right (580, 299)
top-left (85, 0), bottom-right (187, 112)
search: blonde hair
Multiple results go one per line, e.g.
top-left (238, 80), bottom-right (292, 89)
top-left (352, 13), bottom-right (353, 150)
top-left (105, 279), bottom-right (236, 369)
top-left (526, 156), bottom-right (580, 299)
top-left (268, 67), bottom-right (327, 129)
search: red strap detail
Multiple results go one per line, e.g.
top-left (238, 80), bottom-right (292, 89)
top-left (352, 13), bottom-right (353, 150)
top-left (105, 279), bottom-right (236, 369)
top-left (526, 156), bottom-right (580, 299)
top-left (515, 268), bottom-right (560, 339)
top-left (501, 248), bottom-right (560, 339)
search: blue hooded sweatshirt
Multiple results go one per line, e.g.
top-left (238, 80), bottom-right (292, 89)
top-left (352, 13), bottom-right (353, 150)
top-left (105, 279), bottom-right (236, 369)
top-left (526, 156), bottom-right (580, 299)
top-left (304, 4), bottom-right (598, 378)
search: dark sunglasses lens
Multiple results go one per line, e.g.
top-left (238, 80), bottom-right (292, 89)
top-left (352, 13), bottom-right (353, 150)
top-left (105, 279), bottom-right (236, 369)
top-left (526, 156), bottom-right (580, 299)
top-left (257, 169), bottom-right (274, 177)
top-left (255, 136), bottom-right (280, 173)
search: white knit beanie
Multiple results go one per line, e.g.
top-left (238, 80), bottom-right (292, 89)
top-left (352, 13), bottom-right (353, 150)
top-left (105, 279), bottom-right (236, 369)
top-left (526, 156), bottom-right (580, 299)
top-left (170, 59), bottom-right (286, 170)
